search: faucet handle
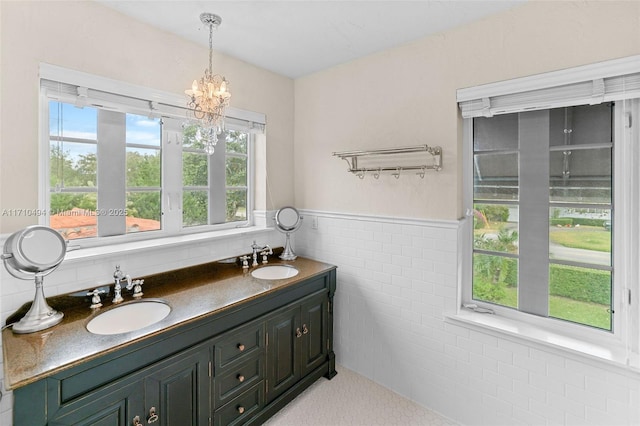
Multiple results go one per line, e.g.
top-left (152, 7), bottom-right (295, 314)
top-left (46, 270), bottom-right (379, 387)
top-left (88, 288), bottom-right (105, 309)
top-left (132, 279), bottom-right (144, 298)
top-left (239, 255), bottom-right (250, 270)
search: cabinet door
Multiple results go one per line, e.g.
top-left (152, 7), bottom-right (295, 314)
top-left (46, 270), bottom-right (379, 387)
top-left (144, 344), bottom-right (211, 426)
top-left (300, 293), bottom-right (329, 377)
top-left (265, 305), bottom-right (301, 402)
top-left (49, 379), bottom-right (144, 426)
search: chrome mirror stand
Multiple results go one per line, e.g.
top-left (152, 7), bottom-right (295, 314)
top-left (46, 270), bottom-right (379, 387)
top-left (280, 231), bottom-right (297, 261)
top-left (5, 270), bottom-right (64, 334)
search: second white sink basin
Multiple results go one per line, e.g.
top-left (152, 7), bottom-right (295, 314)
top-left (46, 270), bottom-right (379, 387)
top-left (251, 265), bottom-right (299, 280)
top-left (87, 300), bottom-right (171, 335)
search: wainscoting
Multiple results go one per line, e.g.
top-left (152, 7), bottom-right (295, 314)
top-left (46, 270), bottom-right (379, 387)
top-left (295, 210), bottom-right (640, 425)
top-left (1, 209), bottom-right (639, 425)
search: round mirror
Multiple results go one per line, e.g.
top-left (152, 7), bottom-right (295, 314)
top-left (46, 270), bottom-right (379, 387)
top-left (275, 206), bottom-right (301, 232)
top-left (3, 225), bottom-right (66, 273)
top-left (274, 206), bottom-right (303, 261)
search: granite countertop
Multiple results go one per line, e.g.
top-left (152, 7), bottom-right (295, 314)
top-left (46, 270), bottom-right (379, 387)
top-left (2, 255), bottom-right (336, 390)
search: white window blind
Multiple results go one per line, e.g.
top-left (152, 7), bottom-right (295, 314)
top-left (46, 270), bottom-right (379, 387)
top-left (457, 55), bottom-right (640, 118)
top-left (40, 63), bottom-right (266, 133)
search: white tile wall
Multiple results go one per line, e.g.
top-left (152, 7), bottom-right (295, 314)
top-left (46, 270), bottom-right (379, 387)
top-left (2, 210), bottom-right (640, 425)
top-left (296, 210), bottom-right (640, 426)
top-left (0, 227), bottom-right (280, 425)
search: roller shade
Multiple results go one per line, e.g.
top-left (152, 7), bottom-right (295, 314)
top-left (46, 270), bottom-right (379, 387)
top-left (457, 55), bottom-right (640, 118)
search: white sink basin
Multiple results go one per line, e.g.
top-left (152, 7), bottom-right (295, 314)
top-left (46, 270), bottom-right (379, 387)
top-left (251, 265), bottom-right (299, 280)
top-left (87, 300), bottom-right (171, 335)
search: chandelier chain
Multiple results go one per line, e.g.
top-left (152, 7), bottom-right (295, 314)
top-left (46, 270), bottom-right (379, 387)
top-left (208, 21), bottom-right (213, 76)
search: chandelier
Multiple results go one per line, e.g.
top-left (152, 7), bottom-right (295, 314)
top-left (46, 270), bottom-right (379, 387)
top-left (185, 13), bottom-right (231, 155)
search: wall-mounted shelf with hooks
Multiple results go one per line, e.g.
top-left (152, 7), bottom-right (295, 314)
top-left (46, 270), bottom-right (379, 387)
top-left (332, 144), bottom-right (442, 179)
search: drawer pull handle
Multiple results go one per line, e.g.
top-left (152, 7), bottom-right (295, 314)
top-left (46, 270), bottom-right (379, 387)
top-left (147, 407), bottom-right (159, 423)
top-left (302, 324), bottom-right (309, 334)
top-left (237, 343), bottom-right (245, 352)
top-left (237, 374), bottom-right (245, 382)
top-left (296, 328), bottom-right (302, 338)
top-left (133, 415), bottom-right (142, 426)
top-left (237, 406), bottom-right (245, 414)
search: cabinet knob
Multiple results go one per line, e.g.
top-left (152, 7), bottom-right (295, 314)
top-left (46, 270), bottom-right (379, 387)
top-left (237, 406), bottom-right (245, 414)
top-left (133, 415), bottom-right (142, 426)
top-left (237, 343), bottom-right (245, 352)
top-left (296, 328), bottom-right (302, 338)
top-left (237, 374), bottom-right (245, 383)
top-left (302, 324), bottom-right (309, 334)
top-left (147, 406), bottom-right (159, 423)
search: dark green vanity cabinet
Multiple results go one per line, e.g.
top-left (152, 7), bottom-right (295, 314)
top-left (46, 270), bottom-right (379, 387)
top-left (12, 267), bottom-right (336, 426)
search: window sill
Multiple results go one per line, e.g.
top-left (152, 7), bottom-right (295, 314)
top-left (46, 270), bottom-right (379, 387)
top-left (445, 309), bottom-right (640, 375)
top-left (63, 225), bottom-right (274, 264)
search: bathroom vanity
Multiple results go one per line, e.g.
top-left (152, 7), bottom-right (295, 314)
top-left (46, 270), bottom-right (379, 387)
top-left (2, 256), bottom-right (336, 425)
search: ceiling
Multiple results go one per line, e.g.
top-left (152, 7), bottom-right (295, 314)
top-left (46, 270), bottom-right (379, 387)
top-left (96, 1), bottom-right (526, 79)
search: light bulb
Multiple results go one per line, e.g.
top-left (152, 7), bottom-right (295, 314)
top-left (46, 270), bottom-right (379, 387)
top-left (185, 79), bottom-right (202, 97)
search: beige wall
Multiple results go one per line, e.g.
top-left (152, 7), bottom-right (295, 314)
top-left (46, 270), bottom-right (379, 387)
top-left (1, 1), bottom-right (639, 229)
top-left (0, 0), bottom-right (295, 233)
top-left (294, 0), bottom-right (640, 221)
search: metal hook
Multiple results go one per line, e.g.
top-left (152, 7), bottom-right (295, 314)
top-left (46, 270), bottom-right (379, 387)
top-left (357, 170), bottom-right (365, 179)
top-left (373, 168), bottom-right (381, 179)
top-left (417, 167), bottom-right (426, 179)
top-left (392, 167), bottom-right (401, 179)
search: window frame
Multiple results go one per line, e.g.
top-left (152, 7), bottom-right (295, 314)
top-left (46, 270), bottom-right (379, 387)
top-left (458, 56), bottom-right (640, 355)
top-left (38, 64), bottom-right (264, 248)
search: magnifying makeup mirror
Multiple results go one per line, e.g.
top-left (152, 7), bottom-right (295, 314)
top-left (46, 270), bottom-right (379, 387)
top-left (274, 206), bottom-right (303, 260)
top-left (2, 225), bottom-right (66, 333)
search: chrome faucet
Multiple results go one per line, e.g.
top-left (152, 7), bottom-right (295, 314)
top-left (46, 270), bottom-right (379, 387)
top-left (251, 241), bottom-right (272, 267)
top-left (112, 265), bottom-right (131, 304)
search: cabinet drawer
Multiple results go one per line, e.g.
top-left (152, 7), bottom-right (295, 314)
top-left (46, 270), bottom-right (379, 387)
top-left (215, 322), bottom-right (264, 369)
top-left (215, 355), bottom-right (264, 409)
top-left (214, 382), bottom-right (264, 426)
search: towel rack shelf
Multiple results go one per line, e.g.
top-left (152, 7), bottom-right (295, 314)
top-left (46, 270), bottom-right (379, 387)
top-left (332, 144), bottom-right (442, 179)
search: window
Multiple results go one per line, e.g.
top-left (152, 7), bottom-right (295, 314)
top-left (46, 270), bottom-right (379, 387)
top-left (458, 55), bottom-right (640, 343)
top-left (472, 103), bottom-right (613, 330)
top-left (40, 65), bottom-right (264, 244)
top-left (181, 124), bottom-right (249, 227)
top-left (50, 103), bottom-right (163, 239)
